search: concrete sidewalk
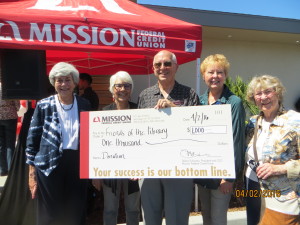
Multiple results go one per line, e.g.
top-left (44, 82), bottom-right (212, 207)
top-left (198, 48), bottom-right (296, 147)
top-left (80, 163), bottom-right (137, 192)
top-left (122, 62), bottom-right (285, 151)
top-left (173, 210), bottom-right (246, 225)
top-left (1, 175), bottom-right (247, 225)
top-left (0, 175), bottom-right (6, 186)
top-left (0, 175), bottom-right (7, 195)
top-left (118, 210), bottom-right (247, 225)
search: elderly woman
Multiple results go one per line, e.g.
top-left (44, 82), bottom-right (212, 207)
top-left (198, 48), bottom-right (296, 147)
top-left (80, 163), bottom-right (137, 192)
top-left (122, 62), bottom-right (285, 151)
top-left (102, 71), bottom-right (140, 225)
top-left (245, 75), bottom-right (300, 225)
top-left (26, 62), bottom-right (91, 225)
top-left (194, 54), bottom-right (245, 225)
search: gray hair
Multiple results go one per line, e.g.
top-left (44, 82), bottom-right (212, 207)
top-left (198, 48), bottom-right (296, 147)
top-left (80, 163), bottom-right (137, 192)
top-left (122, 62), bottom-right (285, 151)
top-left (49, 62), bottom-right (79, 86)
top-left (170, 52), bottom-right (177, 64)
top-left (153, 50), bottom-right (177, 64)
top-left (246, 74), bottom-right (286, 108)
top-left (109, 71), bottom-right (133, 93)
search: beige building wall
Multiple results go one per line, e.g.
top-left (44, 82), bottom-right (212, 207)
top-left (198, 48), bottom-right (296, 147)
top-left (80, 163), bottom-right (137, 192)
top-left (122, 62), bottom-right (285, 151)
top-left (131, 37), bottom-right (300, 111)
top-left (200, 37), bottom-right (299, 111)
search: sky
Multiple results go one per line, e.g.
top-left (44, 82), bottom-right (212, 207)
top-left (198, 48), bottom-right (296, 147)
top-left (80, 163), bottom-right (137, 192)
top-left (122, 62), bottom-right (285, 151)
top-left (137, 0), bottom-right (300, 20)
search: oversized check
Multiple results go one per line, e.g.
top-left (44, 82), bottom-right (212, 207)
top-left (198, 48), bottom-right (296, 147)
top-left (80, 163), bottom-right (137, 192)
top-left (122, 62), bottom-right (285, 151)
top-left (80, 104), bottom-right (235, 179)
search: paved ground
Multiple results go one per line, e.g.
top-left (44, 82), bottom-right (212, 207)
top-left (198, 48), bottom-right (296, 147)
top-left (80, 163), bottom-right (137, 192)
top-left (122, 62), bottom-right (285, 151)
top-left (0, 175), bottom-right (6, 195)
top-left (0, 175), bottom-right (247, 225)
top-left (118, 210), bottom-right (247, 225)
top-left (171, 211), bottom-right (247, 225)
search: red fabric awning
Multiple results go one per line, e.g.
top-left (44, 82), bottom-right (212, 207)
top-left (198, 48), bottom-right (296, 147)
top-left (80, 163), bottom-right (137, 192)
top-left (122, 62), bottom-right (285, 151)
top-left (0, 0), bottom-right (202, 75)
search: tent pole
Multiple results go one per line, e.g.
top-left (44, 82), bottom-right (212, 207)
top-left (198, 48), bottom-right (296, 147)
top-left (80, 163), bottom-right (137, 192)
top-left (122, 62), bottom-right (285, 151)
top-left (194, 184), bottom-right (199, 212)
top-left (147, 56), bottom-right (152, 88)
top-left (194, 58), bottom-right (201, 212)
top-left (196, 58), bottom-right (201, 96)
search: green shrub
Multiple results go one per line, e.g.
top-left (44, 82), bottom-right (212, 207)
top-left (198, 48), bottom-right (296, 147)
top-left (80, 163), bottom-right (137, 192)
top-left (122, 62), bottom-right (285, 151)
top-left (225, 76), bottom-right (259, 117)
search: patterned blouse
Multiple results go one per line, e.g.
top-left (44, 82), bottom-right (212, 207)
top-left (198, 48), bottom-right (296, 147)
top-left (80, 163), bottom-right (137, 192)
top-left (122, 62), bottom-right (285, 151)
top-left (0, 83), bottom-right (20, 120)
top-left (245, 110), bottom-right (300, 203)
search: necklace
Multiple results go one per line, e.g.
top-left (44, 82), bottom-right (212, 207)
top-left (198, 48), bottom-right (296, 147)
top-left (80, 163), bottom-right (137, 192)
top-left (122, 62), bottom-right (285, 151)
top-left (58, 96), bottom-right (74, 111)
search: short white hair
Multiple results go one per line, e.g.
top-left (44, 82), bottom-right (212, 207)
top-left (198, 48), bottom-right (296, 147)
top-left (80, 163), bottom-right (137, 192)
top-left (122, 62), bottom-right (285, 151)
top-left (153, 50), bottom-right (177, 64)
top-left (109, 71), bottom-right (134, 93)
top-left (49, 62), bottom-right (79, 86)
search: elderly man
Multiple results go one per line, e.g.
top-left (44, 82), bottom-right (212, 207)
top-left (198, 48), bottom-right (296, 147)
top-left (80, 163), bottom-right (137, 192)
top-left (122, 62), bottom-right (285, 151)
top-left (138, 50), bottom-right (200, 225)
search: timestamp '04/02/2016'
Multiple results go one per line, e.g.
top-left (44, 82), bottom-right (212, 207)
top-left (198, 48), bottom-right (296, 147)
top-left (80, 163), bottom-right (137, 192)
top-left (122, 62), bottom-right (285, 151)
top-left (235, 189), bottom-right (281, 198)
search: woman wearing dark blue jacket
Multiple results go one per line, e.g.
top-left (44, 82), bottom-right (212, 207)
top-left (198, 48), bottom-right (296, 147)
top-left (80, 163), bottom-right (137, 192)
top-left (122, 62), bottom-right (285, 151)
top-left (26, 62), bottom-right (91, 225)
top-left (194, 54), bottom-right (245, 225)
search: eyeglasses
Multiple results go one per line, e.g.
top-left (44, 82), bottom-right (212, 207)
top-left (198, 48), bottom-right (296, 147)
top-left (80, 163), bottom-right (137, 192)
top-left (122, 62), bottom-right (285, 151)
top-left (114, 83), bottom-right (132, 90)
top-left (254, 89), bottom-right (275, 99)
top-left (153, 61), bottom-right (172, 69)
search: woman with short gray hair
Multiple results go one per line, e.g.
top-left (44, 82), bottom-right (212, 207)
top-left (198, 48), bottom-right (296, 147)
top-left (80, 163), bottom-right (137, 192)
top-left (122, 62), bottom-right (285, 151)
top-left (245, 74), bottom-right (300, 225)
top-left (26, 62), bottom-right (91, 225)
top-left (99, 70), bottom-right (140, 225)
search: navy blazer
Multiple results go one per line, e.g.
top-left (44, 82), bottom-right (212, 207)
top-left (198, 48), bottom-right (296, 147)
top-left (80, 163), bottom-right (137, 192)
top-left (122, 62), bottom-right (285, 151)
top-left (26, 94), bottom-right (91, 176)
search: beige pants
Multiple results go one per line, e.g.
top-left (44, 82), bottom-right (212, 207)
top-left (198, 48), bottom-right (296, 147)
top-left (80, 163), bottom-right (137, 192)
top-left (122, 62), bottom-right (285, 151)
top-left (260, 208), bottom-right (300, 225)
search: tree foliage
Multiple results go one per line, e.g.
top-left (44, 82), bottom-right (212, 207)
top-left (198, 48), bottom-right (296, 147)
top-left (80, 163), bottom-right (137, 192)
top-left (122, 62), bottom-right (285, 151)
top-left (225, 76), bottom-right (259, 117)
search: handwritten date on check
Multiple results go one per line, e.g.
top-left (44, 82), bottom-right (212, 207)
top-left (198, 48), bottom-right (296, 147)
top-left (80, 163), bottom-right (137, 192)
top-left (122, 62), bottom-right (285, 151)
top-left (80, 105), bottom-right (235, 179)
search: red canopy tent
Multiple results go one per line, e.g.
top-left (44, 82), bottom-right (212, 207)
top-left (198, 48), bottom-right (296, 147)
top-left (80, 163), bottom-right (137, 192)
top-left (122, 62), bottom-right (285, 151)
top-left (0, 3), bottom-right (202, 223)
top-left (0, 0), bottom-right (202, 75)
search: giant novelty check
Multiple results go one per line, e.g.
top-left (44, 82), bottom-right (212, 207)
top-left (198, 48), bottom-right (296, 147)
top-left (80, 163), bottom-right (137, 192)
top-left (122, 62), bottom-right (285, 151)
top-left (80, 105), bottom-right (235, 179)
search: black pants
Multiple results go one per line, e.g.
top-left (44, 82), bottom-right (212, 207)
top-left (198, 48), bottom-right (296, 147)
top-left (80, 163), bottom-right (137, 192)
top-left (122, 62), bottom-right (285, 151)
top-left (246, 179), bottom-right (261, 225)
top-left (36, 150), bottom-right (88, 225)
top-left (0, 118), bottom-right (17, 175)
